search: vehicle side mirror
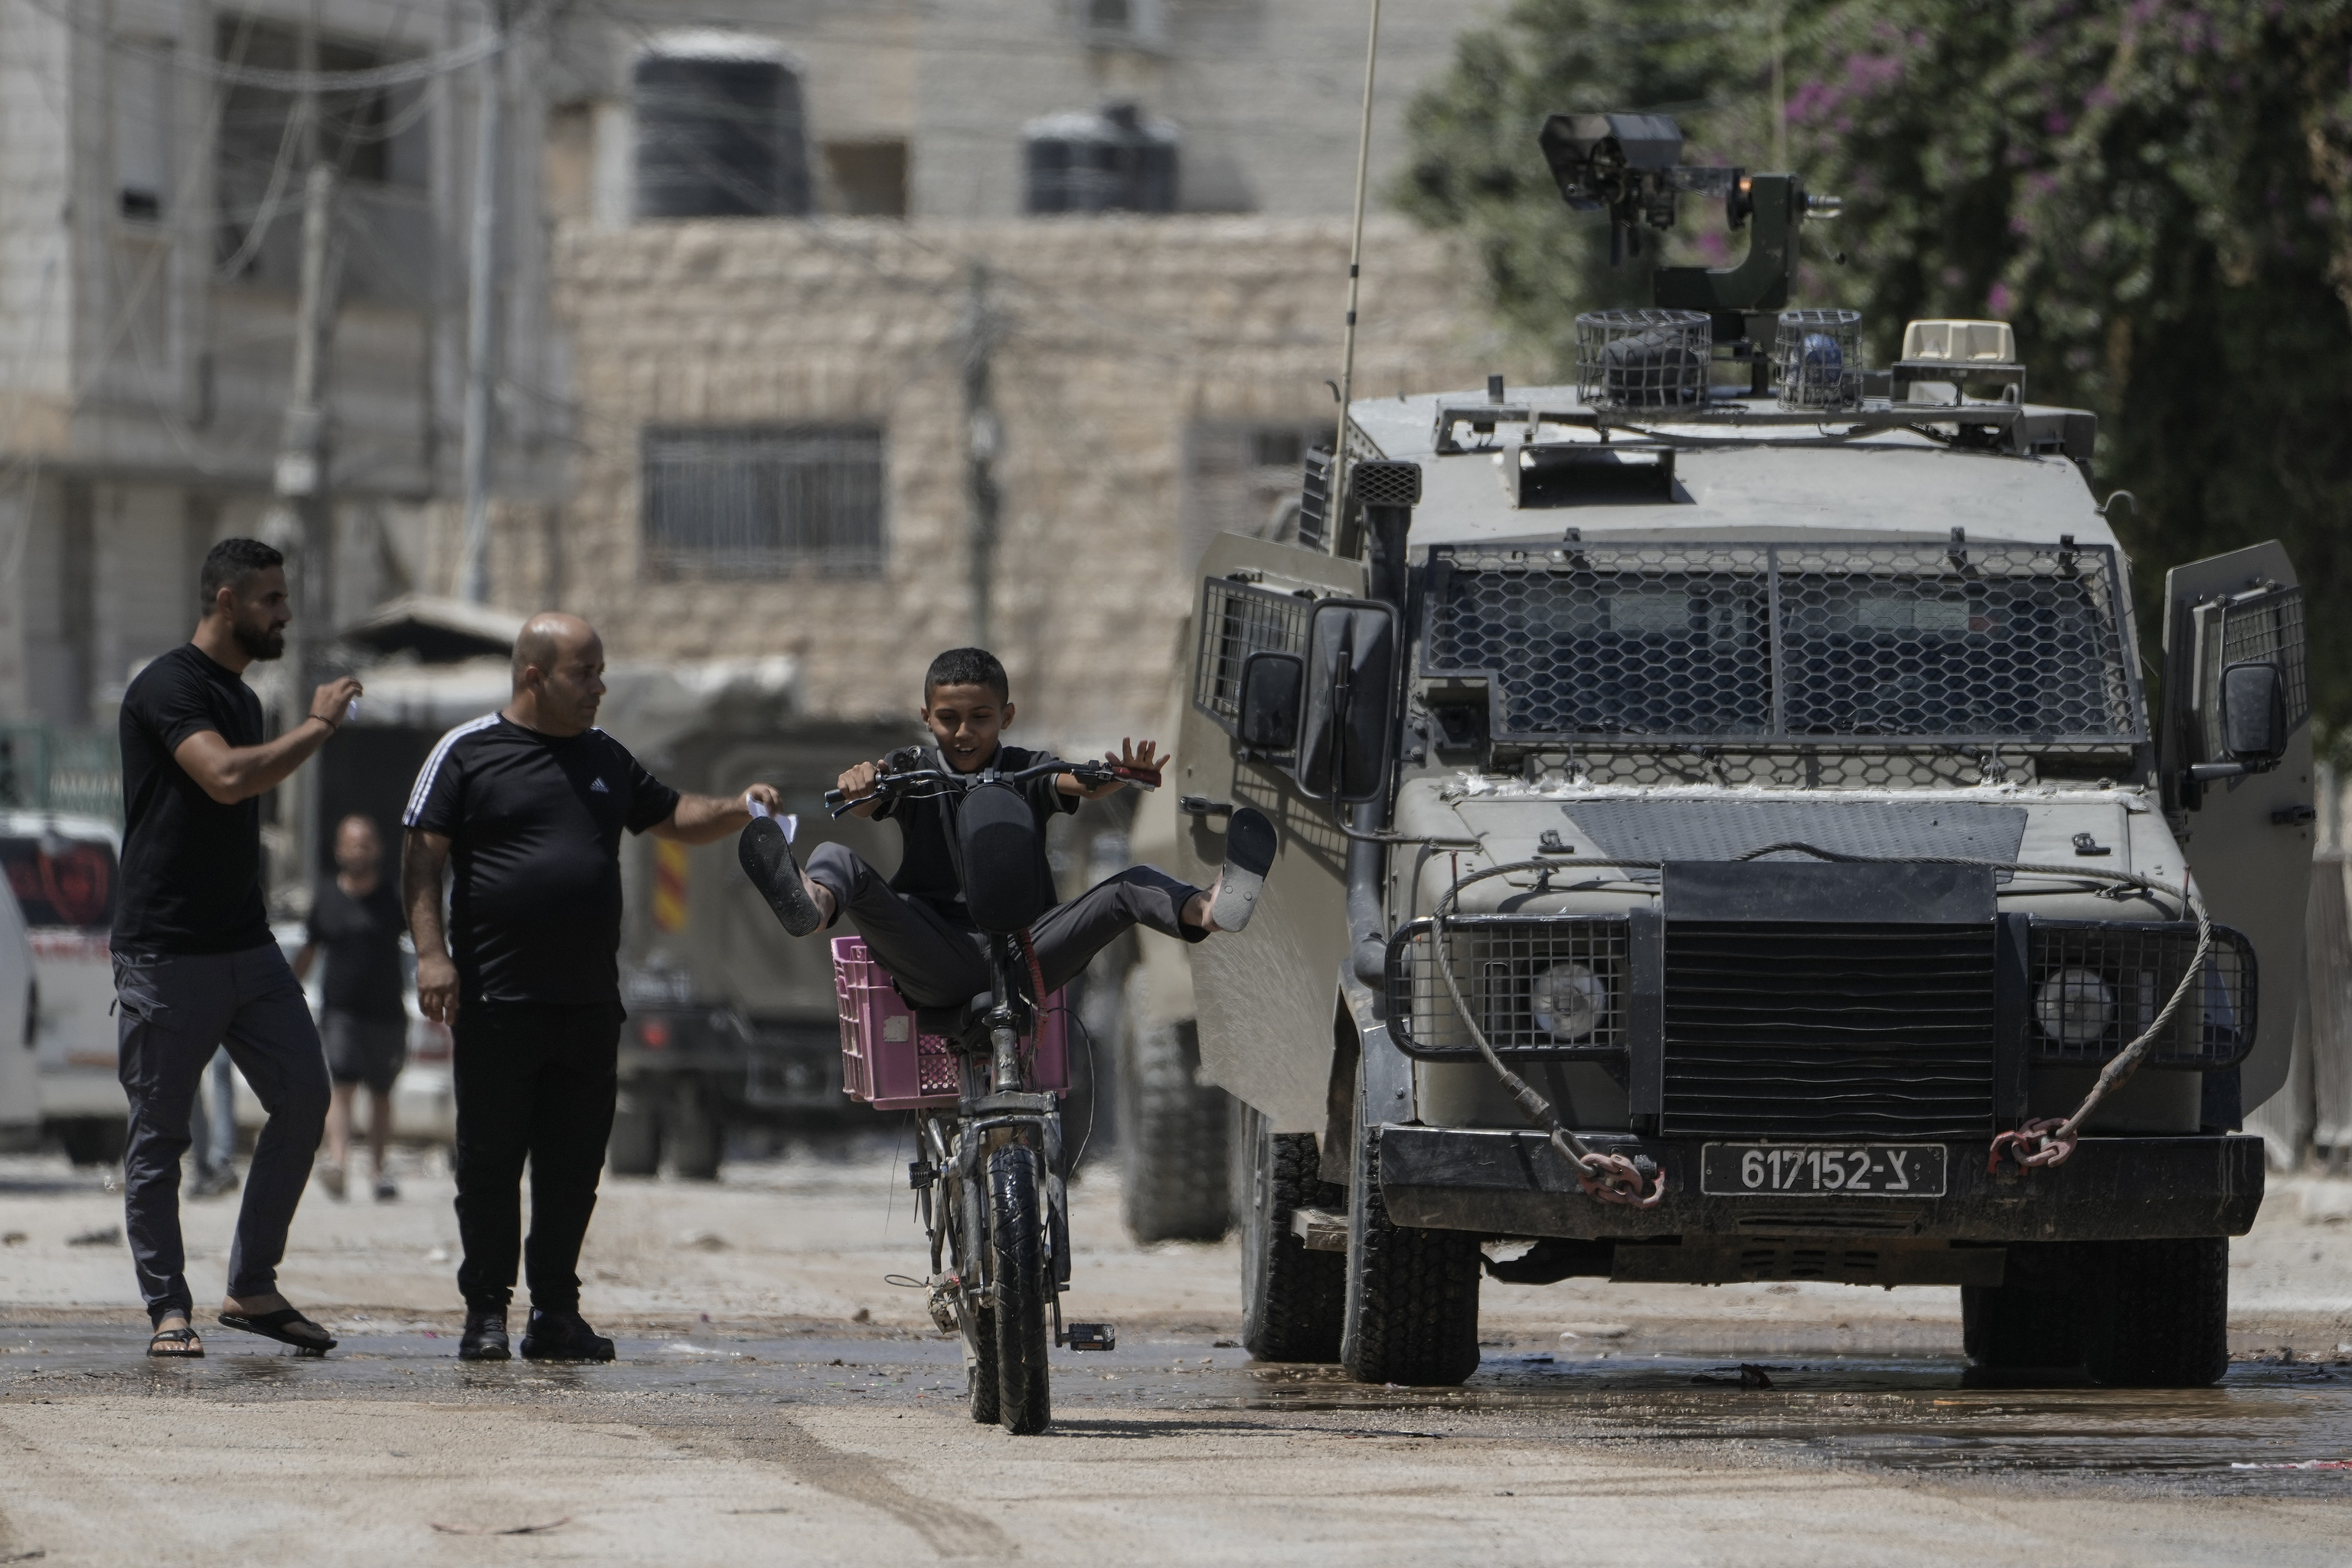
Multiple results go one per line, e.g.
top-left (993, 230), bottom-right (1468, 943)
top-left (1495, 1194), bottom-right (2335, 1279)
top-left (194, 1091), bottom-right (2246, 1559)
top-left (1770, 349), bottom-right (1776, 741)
top-left (2187, 660), bottom-right (2291, 786)
top-left (1296, 599), bottom-right (1398, 804)
top-left (1236, 652), bottom-right (1302, 755)
top-left (2218, 661), bottom-right (2286, 765)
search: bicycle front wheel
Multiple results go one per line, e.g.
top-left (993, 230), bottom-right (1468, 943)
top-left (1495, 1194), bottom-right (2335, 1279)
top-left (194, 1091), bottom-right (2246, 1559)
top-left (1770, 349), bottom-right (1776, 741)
top-left (988, 1143), bottom-right (1053, 1434)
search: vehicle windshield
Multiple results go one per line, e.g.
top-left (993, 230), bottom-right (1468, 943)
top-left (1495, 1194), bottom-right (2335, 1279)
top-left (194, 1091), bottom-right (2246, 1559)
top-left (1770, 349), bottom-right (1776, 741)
top-left (1, 835), bottom-right (119, 931)
top-left (1423, 541), bottom-right (2142, 746)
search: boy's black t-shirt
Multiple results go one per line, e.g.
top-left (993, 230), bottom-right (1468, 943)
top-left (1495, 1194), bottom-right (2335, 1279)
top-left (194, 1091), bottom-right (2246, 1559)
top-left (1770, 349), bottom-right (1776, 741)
top-left (113, 644), bottom-right (273, 956)
top-left (305, 877), bottom-right (407, 1023)
top-left (403, 715), bottom-right (681, 1005)
top-left (877, 745), bottom-right (1077, 928)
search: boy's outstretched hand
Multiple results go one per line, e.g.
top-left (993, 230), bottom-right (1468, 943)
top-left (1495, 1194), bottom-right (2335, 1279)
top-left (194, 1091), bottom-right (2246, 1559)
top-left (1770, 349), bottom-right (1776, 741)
top-left (1063, 737), bottom-right (1165, 800)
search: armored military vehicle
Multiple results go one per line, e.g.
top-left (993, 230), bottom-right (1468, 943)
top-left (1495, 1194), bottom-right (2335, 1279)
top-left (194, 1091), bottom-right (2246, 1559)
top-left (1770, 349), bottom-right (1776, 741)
top-left (1165, 113), bottom-right (2310, 1387)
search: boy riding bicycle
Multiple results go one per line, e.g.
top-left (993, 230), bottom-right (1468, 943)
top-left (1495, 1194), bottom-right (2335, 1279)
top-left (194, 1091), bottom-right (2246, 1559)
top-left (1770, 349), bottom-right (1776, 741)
top-left (742, 647), bottom-right (1272, 1008)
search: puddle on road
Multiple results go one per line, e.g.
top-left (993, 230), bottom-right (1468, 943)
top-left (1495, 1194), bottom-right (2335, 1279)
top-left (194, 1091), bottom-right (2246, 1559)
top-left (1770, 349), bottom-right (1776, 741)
top-left (5, 1326), bottom-right (2348, 1491)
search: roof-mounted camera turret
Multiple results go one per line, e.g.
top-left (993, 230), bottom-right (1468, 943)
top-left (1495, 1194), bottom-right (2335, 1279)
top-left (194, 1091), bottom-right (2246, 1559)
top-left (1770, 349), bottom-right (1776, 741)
top-left (1538, 112), bottom-right (1843, 362)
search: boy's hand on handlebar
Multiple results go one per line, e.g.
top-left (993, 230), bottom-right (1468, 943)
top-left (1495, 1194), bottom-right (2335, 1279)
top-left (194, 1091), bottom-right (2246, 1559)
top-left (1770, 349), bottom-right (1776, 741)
top-left (838, 759), bottom-right (882, 799)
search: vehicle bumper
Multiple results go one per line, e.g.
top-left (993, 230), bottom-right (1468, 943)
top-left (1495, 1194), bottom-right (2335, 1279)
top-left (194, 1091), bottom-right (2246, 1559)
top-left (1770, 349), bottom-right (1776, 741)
top-left (1376, 1126), bottom-right (2265, 1242)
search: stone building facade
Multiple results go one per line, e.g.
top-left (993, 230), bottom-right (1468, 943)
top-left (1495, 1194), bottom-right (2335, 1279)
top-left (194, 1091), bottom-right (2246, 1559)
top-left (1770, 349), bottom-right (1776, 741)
top-left (493, 212), bottom-right (1510, 745)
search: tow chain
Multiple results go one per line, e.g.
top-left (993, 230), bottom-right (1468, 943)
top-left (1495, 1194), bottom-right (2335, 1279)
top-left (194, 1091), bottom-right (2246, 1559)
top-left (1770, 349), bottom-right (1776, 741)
top-left (1429, 847), bottom-right (2210, 1199)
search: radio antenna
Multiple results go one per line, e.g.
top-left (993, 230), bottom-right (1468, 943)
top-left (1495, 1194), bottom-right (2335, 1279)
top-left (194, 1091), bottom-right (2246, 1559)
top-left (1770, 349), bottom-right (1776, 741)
top-left (1331, 0), bottom-right (1383, 549)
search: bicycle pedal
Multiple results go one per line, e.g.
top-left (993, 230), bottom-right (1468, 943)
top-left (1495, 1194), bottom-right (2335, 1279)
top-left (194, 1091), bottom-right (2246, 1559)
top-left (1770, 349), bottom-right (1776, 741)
top-left (1063, 1321), bottom-right (1116, 1352)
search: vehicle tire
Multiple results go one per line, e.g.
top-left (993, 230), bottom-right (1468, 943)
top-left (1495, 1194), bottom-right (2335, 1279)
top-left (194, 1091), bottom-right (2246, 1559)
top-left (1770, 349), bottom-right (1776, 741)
top-left (607, 1082), bottom-right (662, 1177)
top-left (1962, 1243), bottom-right (2083, 1371)
top-left (2081, 1236), bottom-right (2230, 1389)
top-left (1339, 1112), bottom-right (1482, 1388)
top-left (663, 1077), bottom-right (722, 1181)
top-left (56, 1118), bottom-right (126, 1168)
top-left (1118, 1009), bottom-right (1231, 1244)
top-left (988, 1142), bottom-right (1053, 1434)
top-left (1237, 1103), bottom-right (1346, 1362)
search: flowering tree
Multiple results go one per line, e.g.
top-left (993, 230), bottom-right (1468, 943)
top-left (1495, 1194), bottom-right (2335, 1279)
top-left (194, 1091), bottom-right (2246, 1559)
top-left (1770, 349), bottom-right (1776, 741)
top-left (1401, 0), bottom-right (2352, 736)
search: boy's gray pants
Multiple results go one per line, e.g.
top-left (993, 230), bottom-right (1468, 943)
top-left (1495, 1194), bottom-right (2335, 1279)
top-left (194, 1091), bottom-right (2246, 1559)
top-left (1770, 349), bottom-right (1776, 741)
top-left (805, 845), bottom-right (1207, 1008)
top-left (114, 945), bottom-right (330, 1325)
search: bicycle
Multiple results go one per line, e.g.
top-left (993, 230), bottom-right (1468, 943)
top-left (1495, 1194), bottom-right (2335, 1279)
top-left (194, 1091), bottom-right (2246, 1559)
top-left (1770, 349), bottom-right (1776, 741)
top-left (814, 753), bottom-right (1156, 1434)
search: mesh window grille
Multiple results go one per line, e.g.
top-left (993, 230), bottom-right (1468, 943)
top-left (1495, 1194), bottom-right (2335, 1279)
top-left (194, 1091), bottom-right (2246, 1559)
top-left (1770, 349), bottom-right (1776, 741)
top-left (1194, 577), bottom-right (1312, 731)
top-left (2027, 920), bottom-right (2256, 1068)
top-left (2197, 586), bottom-right (2308, 760)
top-left (1385, 916), bottom-right (1630, 1058)
top-left (1425, 541), bottom-right (2142, 745)
top-left (642, 425), bottom-right (885, 577)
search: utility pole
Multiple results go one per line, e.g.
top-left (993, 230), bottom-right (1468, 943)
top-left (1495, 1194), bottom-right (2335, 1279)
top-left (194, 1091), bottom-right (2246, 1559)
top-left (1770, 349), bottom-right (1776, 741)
top-left (457, 1), bottom-right (508, 604)
top-left (959, 261), bottom-right (1002, 648)
top-left (275, 28), bottom-right (341, 904)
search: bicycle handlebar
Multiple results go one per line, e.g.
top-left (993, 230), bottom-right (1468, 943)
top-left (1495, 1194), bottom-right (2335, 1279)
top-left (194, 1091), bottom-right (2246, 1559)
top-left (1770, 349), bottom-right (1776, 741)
top-left (820, 756), bottom-right (1161, 815)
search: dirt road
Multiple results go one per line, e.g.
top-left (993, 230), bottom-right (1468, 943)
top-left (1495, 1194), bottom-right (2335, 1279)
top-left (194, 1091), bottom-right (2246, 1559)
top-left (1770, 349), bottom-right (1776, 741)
top-left (4, 1143), bottom-right (2350, 1566)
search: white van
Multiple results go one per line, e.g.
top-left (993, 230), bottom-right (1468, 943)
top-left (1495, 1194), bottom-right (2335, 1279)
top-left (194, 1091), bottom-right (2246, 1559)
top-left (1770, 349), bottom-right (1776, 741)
top-left (0, 812), bottom-right (125, 1164)
top-left (0, 865), bottom-right (38, 1151)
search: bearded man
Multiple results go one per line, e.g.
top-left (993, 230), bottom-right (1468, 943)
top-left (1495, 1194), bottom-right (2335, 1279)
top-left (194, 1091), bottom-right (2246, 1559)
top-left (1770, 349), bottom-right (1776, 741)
top-left (113, 537), bottom-right (361, 1358)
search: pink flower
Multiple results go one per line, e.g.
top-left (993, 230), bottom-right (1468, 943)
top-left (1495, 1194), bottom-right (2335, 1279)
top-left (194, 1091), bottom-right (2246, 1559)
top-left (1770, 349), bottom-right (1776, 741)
top-left (1988, 282), bottom-right (2015, 315)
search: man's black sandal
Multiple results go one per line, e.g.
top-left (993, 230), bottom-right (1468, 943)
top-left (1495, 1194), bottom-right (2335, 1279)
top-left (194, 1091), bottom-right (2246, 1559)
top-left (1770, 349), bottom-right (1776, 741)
top-left (217, 1307), bottom-right (336, 1356)
top-left (1208, 806), bottom-right (1278, 933)
top-left (146, 1326), bottom-right (204, 1358)
top-left (738, 816), bottom-right (823, 936)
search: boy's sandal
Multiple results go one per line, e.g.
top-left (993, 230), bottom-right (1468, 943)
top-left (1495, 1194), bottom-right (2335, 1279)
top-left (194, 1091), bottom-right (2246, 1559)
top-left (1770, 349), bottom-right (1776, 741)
top-left (147, 1326), bottom-right (204, 1357)
top-left (738, 816), bottom-right (824, 936)
top-left (1207, 807), bottom-right (1279, 933)
top-left (217, 1307), bottom-right (337, 1355)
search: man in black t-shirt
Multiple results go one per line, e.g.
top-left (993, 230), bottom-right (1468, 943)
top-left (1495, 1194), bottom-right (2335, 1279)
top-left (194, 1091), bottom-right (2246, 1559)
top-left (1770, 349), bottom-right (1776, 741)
top-left (401, 612), bottom-right (778, 1364)
top-left (295, 815), bottom-right (408, 1203)
top-left (744, 647), bottom-right (1272, 1010)
top-left (114, 537), bottom-right (362, 1360)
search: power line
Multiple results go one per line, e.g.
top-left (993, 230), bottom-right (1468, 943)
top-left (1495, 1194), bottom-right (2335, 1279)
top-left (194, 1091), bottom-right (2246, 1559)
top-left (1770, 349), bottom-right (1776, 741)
top-left (11, 0), bottom-right (527, 91)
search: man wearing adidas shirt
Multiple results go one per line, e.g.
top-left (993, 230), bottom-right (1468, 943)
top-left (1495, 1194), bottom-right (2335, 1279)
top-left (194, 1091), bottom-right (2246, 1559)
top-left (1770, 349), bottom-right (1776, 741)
top-left (401, 612), bottom-right (778, 1362)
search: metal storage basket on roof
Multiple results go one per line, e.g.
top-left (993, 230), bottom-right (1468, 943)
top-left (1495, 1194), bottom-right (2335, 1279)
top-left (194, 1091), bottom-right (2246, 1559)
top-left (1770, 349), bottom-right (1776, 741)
top-left (1575, 309), bottom-right (1710, 411)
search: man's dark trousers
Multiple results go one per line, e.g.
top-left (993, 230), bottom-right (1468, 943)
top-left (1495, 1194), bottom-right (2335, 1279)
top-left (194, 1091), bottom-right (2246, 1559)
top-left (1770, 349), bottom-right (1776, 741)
top-left (450, 1001), bottom-right (621, 1315)
top-left (115, 945), bottom-right (331, 1325)
top-left (805, 843), bottom-right (1205, 1008)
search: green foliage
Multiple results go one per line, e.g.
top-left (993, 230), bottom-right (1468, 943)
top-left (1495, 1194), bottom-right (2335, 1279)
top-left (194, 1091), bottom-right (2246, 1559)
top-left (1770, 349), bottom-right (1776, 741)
top-left (1400, 0), bottom-right (2352, 736)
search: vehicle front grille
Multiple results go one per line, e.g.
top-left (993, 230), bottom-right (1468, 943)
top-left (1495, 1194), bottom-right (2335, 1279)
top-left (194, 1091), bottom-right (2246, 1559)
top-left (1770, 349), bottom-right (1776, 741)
top-left (1661, 922), bottom-right (1997, 1140)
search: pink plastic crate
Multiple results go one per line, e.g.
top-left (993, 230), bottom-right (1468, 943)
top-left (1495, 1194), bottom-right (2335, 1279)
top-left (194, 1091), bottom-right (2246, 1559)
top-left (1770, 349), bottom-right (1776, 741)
top-left (833, 936), bottom-right (1070, 1111)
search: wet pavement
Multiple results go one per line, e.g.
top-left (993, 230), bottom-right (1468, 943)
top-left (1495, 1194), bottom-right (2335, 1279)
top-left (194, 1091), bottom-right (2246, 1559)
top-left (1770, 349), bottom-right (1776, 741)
top-left (8, 1323), bottom-right (2350, 1495)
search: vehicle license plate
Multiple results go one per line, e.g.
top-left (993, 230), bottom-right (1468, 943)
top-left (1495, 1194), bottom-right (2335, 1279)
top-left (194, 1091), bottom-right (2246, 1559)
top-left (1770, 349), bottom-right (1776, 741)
top-left (1700, 1142), bottom-right (1947, 1197)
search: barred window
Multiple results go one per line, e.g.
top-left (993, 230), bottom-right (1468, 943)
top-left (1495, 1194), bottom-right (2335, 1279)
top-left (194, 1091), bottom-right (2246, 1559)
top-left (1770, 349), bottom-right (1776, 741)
top-left (641, 425), bottom-right (885, 576)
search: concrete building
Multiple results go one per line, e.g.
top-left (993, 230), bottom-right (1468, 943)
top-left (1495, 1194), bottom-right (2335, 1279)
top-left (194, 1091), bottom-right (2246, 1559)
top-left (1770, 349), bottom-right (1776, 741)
top-left (473, 0), bottom-right (1515, 745)
top-left (0, 0), bottom-right (1516, 778)
top-left (0, 0), bottom-right (565, 751)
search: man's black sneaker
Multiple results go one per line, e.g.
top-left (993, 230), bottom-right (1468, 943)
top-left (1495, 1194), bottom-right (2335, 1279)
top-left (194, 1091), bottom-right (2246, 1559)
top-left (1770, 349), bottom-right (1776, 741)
top-left (520, 1309), bottom-right (616, 1363)
top-left (458, 1308), bottom-right (511, 1361)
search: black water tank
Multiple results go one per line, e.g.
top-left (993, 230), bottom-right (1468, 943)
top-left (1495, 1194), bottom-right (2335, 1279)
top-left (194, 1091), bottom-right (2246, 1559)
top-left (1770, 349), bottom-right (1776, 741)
top-left (1024, 103), bottom-right (1178, 214)
top-left (634, 47), bottom-right (811, 218)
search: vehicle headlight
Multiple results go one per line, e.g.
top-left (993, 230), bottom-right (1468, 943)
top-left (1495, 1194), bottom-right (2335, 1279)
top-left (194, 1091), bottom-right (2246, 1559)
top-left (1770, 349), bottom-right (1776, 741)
top-left (2034, 967), bottom-right (2115, 1044)
top-left (1530, 961), bottom-right (1606, 1041)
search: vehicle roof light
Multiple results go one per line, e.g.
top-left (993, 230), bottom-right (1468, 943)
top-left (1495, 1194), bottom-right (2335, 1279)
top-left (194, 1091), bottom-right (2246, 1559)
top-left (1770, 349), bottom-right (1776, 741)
top-left (1900, 318), bottom-right (2016, 364)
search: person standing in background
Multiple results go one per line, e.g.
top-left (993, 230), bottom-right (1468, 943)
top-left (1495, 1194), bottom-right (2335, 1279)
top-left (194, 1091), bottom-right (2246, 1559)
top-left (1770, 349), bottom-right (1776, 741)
top-left (114, 537), bottom-right (360, 1358)
top-left (185, 1050), bottom-right (240, 1199)
top-left (296, 814), bottom-right (408, 1204)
